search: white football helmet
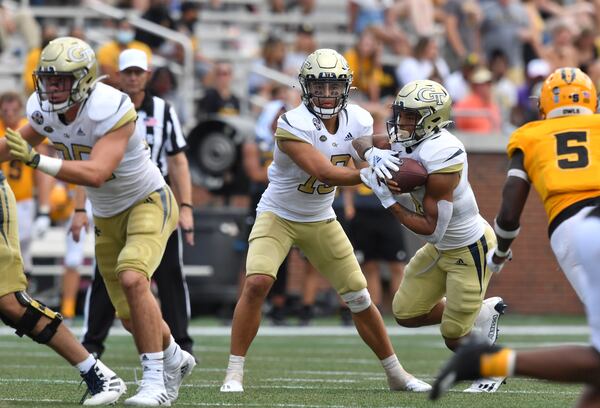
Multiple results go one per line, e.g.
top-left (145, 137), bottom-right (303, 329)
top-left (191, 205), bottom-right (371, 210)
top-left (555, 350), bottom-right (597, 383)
top-left (298, 49), bottom-right (353, 119)
top-left (387, 79), bottom-right (452, 147)
top-left (33, 36), bottom-right (99, 113)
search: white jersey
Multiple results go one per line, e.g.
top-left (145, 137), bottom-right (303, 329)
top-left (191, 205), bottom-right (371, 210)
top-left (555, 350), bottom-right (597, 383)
top-left (257, 103), bottom-right (372, 222)
top-left (26, 83), bottom-right (165, 217)
top-left (392, 129), bottom-right (487, 250)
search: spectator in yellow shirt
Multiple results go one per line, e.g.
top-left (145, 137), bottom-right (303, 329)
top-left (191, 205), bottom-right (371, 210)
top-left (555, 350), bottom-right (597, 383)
top-left (96, 18), bottom-right (152, 87)
top-left (22, 24), bottom-right (58, 95)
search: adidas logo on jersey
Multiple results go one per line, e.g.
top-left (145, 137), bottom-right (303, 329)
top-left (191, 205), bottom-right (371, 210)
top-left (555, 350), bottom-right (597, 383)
top-left (76, 128), bottom-right (86, 137)
top-left (344, 132), bottom-right (353, 141)
top-left (455, 258), bottom-right (467, 266)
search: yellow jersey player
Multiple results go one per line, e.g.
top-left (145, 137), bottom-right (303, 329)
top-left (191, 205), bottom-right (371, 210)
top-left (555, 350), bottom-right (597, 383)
top-left (221, 49), bottom-right (430, 393)
top-left (0, 91), bottom-right (53, 276)
top-left (430, 68), bottom-right (600, 407)
top-left (356, 79), bottom-right (507, 393)
top-left (0, 36), bottom-right (194, 405)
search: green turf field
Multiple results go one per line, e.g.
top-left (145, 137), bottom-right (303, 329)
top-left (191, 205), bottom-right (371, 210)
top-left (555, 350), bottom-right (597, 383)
top-left (0, 316), bottom-right (587, 407)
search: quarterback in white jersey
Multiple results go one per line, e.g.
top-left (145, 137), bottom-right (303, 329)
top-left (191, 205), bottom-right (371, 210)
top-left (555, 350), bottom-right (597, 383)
top-left (221, 49), bottom-right (430, 394)
top-left (1, 37), bottom-right (192, 405)
top-left (357, 80), bottom-right (506, 393)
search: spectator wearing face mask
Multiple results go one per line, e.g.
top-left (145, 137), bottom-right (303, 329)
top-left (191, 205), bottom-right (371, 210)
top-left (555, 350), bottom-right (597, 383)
top-left (96, 18), bottom-right (152, 88)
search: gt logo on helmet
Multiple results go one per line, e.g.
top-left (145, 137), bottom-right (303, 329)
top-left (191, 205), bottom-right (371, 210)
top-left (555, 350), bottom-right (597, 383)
top-left (417, 88), bottom-right (447, 105)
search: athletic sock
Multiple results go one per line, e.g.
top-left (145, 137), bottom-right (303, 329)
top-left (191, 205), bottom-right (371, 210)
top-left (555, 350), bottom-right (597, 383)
top-left (225, 355), bottom-right (245, 375)
top-left (481, 348), bottom-right (516, 378)
top-left (164, 336), bottom-right (183, 371)
top-left (140, 351), bottom-right (165, 385)
top-left (77, 354), bottom-right (97, 374)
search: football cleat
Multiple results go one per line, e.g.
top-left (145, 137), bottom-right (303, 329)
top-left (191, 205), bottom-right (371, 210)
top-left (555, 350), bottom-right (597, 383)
top-left (164, 349), bottom-right (196, 402)
top-left (80, 359), bottom-right (127, 406)
top-left (471, 296), bottom-right (507, 345)
top-left (220, 371), bottom-right (244, 392)
top-left (430, 335), bottom-right (503, 400)
top-left (465, 297), bottom-right (507, 392)
top-left (389, 375), bottom-right (432, 392)
top-left (124, 382), bottom-right (171, 406)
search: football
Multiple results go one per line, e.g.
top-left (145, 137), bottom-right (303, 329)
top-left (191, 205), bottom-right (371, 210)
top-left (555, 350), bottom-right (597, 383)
top-left (389, 158), bottom-right (428, 192)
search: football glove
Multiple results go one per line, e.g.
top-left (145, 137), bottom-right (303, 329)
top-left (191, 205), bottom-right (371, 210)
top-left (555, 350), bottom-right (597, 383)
top-left (5, 128), bottom-right (39, 168)
top-left (486, 247), bottom-right (513, 274)
top-left (363, 146), bottom-right (400, 179)
top-left (32, 214), bottom-right (51, 238)
top-left (360, 167), bottom-right (396, 208)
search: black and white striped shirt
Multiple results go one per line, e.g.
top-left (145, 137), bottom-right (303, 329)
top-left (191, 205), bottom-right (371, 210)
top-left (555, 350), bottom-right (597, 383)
top-left (136, 93), bottom-right (187, 180)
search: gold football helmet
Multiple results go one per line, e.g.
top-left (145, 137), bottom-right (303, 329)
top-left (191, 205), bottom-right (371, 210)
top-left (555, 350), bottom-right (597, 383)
top-left (298, 49), bottom-right (353, 119)
top-left (33, 36), bottom-right (99, 113)
top-left (539, 67), bottom-right (597, 119)
top-left (387, 79), bottom-right (452, 147)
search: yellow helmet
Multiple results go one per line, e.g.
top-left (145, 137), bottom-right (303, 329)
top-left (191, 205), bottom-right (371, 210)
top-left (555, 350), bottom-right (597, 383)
top-left (387, 79), bottom-right (452, 147)
top-left (539, 67), bottom-right (597, 119)
top-left (298, 48), bottom-right (353, 119)
top-left (49, 184), bottom-right (74, 223)
top-left (33, 36), bottom-right (99, 113)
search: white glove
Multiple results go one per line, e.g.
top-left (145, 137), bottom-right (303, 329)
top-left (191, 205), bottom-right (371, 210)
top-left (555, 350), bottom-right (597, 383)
top-left (486, 247), bottom-right (513, 274)
top-left (360, 167), bottom-right (396, 208)
top-left (363, 146), bottom-right (400, 179)
top-left (32, 214), bottom-right (51, 238)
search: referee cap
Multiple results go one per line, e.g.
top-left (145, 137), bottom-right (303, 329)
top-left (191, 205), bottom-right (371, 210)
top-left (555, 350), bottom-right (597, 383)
top-left (119, 49), bottom-right (148, 71)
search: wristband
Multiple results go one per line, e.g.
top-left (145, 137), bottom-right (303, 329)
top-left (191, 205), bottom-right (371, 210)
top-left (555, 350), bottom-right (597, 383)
top-left (494, 218), bottom-right (520, 239)
top-left (74, 208), bottom-right (87, 213)
top-left (36, 155), bottom-right (63, 176)
top-left (180, 203), bottom-right (193, 209)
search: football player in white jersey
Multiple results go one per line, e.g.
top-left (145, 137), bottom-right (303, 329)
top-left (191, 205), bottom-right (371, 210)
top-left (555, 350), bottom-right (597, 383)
top-left (355, 79), bottom-right (507, 393)
top-left (0, 37), bottom-right (194, 406)
top-left (220, 49), bottom-right (430, 394)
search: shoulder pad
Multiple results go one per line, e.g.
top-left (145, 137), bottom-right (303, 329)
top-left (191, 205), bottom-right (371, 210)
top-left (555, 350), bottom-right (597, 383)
top-left (88, 83), bottom-right (131, 122)
top-left (278, 104), bottom-right (319, 132)
top-left (345, 104), bottom-right (373, 129)
top-left (418, 130), bottom-right (466, 173)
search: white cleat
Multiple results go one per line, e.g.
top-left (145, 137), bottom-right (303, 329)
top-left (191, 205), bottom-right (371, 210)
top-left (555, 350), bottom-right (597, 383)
top-left (124, 382), bottom-right (171, 406)
top-left (389, 375), bottom-right (432, 392)
top-left (465, 296), bottom-right (508, 393)
top-left (472, 296), bottom-right (507, 345)
top-left (164, 350), bottom-right (196, 402)
top-left (80, 359), bottom-right (127, 406)
top-left (220, 372), bottom-right (244, 392)
top-left (464, 377), bottom-right (505, 393)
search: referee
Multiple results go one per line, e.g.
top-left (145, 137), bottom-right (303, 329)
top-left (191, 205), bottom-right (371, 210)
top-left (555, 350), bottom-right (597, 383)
top-left (81, 49), bottom-right (195, 356)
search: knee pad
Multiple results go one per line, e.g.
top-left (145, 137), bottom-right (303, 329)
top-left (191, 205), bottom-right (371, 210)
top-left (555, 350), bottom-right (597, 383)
top-left (5, 292), bottom-right (63, 344)
top-left (341, 288), bottom-right (372, 313)
top-left (440, 316), bottom-right (467, 339)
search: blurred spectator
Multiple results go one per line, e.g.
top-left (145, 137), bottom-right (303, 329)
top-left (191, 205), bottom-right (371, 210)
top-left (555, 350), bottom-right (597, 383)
top-left (135, 0), bottom-right (175, 50)
top-left (480, 0), bottom-right (530, 84)
top-left (96, 18), bottom-right (152, 88)
top-left (395, 0), bottom-right (438, 41)
top-left (445, 54), bottom-right (479, 104)
top-left (149, 66), bottom-right (188, 125)
top-left (344, 28), bottom-right (384, 102)
top-left (534, 19), bottom-right (578, 70)
top-left (289, 0), bottom-right (317, 16)
top-left (395, 35), bottom-right (450, 87)
top-left (197, 61), bottom-right (240, 117)
top-left (511, 58), bottom-right (550, 126)
top-left (22, 24), bottom-right (57, 95)
top-left (0, 3), bottom-right (40, 54)
top-left (269, 0), bottom-right (287, 13)
top-left (575, 28), bottom-right (598, 72)
top-left (247, 34), bottom-right (286, 97)
top-left (283, 24), bottom-right (318, 76)
top-left (454, 67), bottom-right (501, 134)
top-left (489, 50), bottom-right (518, 132)
top-left (348, 0), bottom-right (409, 55)
top-left (442, 0), bottom-right (482, 71)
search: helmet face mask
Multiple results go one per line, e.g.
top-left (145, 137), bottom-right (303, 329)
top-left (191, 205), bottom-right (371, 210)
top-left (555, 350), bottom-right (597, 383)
top-left (33, 37), bottom-right (99, 113)
top-left (387, 79), bottom-right (452, 147)
top-left (539, 67), bottom-right (598, 119)
top-left (299, 49), bottom-right (352, 119)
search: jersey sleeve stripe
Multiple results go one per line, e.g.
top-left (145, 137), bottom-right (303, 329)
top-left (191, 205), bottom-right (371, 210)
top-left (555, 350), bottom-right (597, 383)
top-left (431, 163), bottom-right (464, 174)
top-left (108, 107), bottom-right (137, 133)
top-left (275, 128), bottom-right (309, 142)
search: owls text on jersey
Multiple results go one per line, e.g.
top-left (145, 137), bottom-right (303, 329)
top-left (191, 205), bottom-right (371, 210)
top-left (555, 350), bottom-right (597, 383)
top-left (257, 103), bottom-right (372, 222)
top-left (392, 129), bottom-right (486, 250)
top-left (26, 82), bottom-right (165, 217)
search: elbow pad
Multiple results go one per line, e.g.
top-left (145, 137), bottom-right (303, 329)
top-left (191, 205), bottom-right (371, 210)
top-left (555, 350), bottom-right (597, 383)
top-left (422, 200), bottom-right (453, 245)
